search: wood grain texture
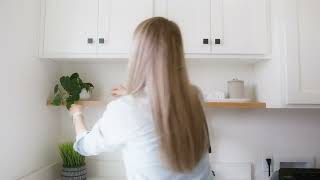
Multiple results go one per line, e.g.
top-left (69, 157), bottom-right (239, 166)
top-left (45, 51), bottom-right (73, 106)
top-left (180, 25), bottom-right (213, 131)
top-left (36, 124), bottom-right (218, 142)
top-left (206, 102), bottom-right (266, 109)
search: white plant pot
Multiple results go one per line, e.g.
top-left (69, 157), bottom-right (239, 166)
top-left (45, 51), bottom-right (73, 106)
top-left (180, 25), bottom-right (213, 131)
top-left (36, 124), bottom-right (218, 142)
top-left (79, 89), bottom-right (91, 100)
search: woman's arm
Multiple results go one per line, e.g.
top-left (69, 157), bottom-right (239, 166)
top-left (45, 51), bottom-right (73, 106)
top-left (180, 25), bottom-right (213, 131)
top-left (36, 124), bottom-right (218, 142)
top-left (69, 104), bottom-right (88, 136)
top-left (70, 100), bottom-right (134, 156)
top-left (69, 84), bottom-right (127, 136)
top-left (69, 86), bottom-right (129, 156)
top-left (69, 104), bottom-right (108, 156)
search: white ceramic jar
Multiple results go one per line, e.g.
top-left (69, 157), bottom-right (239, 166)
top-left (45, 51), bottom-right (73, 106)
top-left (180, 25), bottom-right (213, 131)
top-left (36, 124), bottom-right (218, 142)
top-left (227, 79), bottom-right (245, 99)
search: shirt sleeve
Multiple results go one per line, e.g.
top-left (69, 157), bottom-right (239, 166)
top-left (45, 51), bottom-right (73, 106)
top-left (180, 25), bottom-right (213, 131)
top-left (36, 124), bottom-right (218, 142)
top-left (73, 98), bottom-right (134, 156)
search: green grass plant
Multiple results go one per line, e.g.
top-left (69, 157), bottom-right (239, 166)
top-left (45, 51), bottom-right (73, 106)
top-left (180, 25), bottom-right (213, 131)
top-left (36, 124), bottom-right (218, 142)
top-left (58, 142), bottom-right (85, 168)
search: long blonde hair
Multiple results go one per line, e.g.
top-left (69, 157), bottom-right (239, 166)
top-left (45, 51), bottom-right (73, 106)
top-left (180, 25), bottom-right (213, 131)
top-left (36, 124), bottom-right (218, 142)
top-left (127, 17), bottom-right (209, 172)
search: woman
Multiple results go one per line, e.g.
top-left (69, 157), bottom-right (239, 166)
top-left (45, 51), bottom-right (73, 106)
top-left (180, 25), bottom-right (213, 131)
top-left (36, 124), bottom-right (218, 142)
top-left (70, 17), bottom-right (213, 180)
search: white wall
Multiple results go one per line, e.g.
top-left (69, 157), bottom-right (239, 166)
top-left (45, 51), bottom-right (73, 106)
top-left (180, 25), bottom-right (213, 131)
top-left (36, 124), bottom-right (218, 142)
top-left (59, 62), bottom-right (320, 180)
top-left (0, 0), bottom-right (61, 179)
top-left (209, 108), bottom-right (320, 179)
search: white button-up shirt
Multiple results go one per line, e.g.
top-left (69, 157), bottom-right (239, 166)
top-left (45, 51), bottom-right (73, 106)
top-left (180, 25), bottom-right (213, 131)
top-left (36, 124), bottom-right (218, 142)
top-left (74, 93), bottom-right (213, 180)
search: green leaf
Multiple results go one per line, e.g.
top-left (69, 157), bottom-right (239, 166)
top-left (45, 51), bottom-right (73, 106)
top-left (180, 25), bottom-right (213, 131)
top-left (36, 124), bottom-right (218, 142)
top-left (51, 94), bottom-right (62, 106)
top-left (60, 76), bottom-right (81, 95)
top-left (82, 84), bottom-right (89, 92)
top-left (70, 78), bottom-right (82, 95)
top-left (82, 83), bottom-right (94, 92)
top-left (66, 99), bottom-right (74, 110)
top-left (71, 93), bottom-right (80, 102)
top-left (54, 84), bottom-right (59, 94)
top-left (78, 78), bottom-right (84, 86)
top-left (85, 86), bottom-right (90, 92)
top-left (66, 97), bottom-right (74, 110)
top-left (84, 83), bottom-right (94, 88)
top-left (66, 102), bottom-right (72, 110)
top-left (60, 76), bottom-right (72, 92)
top-left (65, 94), bottom-right (80, 109)
top-left (70, 73), bottom-right (79, 80)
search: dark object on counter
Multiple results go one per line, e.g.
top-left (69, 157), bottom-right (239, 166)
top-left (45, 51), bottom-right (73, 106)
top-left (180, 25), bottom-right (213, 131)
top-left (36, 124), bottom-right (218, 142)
top-left (266, 158), bottom-right (272, 177)
top-left (278, 168), bottom-right (320, 180)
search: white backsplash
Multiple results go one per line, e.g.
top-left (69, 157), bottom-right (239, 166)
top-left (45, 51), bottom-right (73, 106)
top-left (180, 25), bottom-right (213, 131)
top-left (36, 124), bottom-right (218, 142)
top-left (59, 62), bottom-right (320, 180)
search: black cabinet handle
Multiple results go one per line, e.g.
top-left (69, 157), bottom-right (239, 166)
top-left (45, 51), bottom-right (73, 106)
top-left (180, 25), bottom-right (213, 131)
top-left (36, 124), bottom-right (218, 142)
top-left (215, 38), bottom-right (221, 45)
top-left (87, 38), bottom-right (94, 44)
top-left (203, 38), bottom-right (209, 44)
top-left (99, 38), bottom-right (105, 44)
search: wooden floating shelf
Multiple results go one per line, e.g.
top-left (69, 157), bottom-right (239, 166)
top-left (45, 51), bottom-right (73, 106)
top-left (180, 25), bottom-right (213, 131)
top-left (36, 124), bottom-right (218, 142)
top-left (47, 100), bottom-right (266, 109)
top-left (206, 101), bottom-right (266, 109)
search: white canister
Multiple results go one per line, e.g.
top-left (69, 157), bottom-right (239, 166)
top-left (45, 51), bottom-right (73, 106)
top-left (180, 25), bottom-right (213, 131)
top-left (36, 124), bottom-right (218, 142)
top-left (227, 79), bottom-right (244, 99)
top-left (79, 88), bottom-right (92, 100)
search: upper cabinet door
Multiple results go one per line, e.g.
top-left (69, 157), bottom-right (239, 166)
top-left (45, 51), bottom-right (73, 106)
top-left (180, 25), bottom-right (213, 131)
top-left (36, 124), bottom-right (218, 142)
top-left (98, 0), bottom-right (154, 54)
top-left (284, 0), bottom-right (320, 104)
top-left (43, 0), bottom-right (99, 56)
top-left (167, 0), bottom-right (211, 54)
top-left (211, 0), bottom-right (269, 54)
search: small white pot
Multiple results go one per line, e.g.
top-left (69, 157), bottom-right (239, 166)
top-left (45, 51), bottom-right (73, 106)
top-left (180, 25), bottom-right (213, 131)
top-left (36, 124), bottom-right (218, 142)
top-left (79, 89), bottom-right (91, 100)
top-left (227, 79), bottom-right (245, 99)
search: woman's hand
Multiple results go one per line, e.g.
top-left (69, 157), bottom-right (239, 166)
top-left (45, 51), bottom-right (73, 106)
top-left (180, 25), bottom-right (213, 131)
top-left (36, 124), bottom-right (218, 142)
top-left (69, 104), bottom-right (83, 116)
top-left (112, 85), bottom-right (128, 97)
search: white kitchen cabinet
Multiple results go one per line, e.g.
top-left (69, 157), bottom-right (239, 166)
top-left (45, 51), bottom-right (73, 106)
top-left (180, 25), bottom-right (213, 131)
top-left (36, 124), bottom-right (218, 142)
top-left (164, 0), bottom-right (269, 55)
top-left (284, 0), bottom-right (320, 104)
top-left (42, 0), bottom-right (99, 56)
top-left (40, 0), bottom-right (154, 57)
top-left (211, 0), bottom-right (269, 55)
top-left (41, 0), bottom-right (269, 59)
top-left (255, 0), bottom-right (320, 107)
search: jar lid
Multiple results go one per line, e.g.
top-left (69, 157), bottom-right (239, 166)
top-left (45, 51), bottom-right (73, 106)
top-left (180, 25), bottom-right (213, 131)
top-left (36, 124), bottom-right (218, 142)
top-left (228, 79), bottom-right (244, 83)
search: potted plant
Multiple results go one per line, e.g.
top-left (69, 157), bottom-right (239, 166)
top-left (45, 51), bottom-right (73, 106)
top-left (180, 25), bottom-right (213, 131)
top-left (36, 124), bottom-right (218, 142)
top-left (51, 73), bottom-right (94, 109)
top-left (59, 142), bottom-right (87, 180)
